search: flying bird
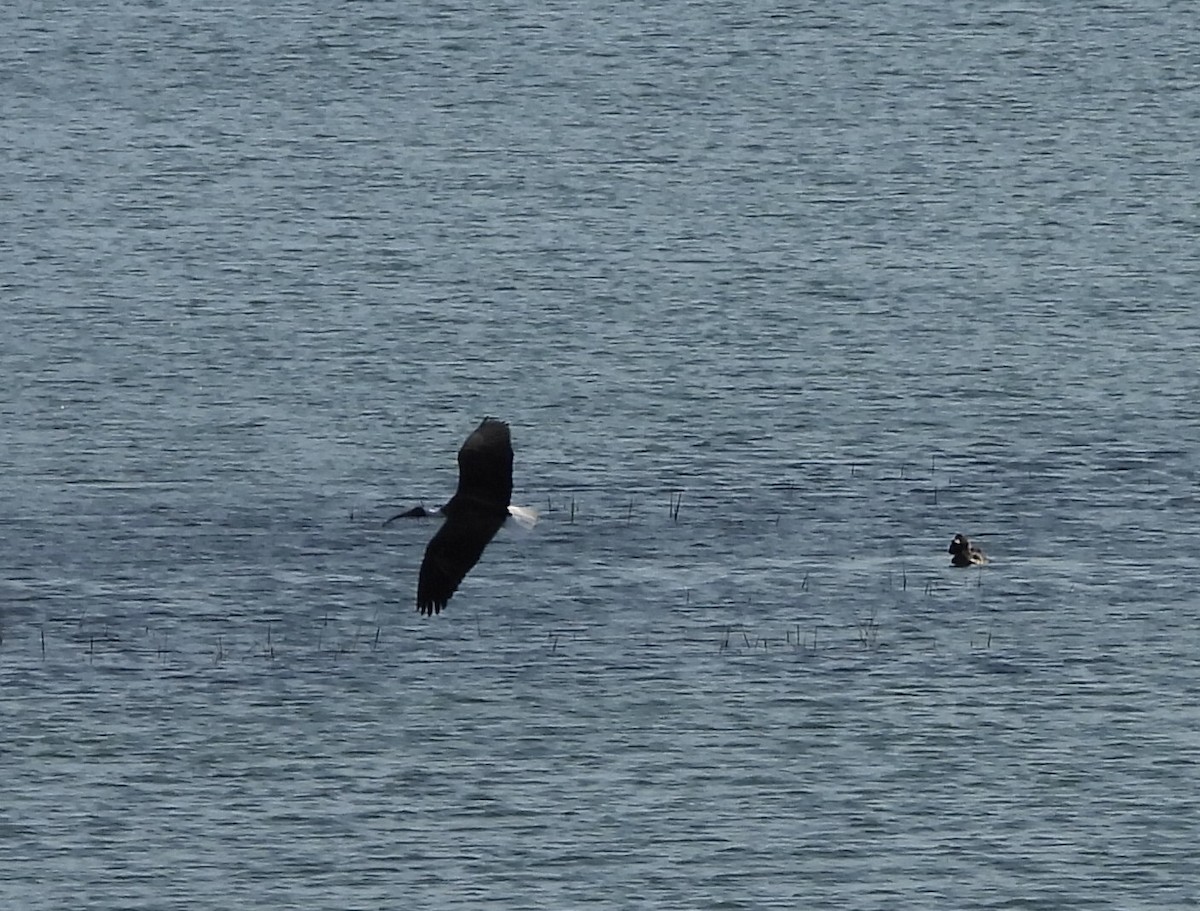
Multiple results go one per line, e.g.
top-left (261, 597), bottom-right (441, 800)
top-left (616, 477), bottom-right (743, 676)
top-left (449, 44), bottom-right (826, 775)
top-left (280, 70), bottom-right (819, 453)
top-left (948, 533), bottom-right (988, 567)
top-left (413, 418), bottom-right (529, 615)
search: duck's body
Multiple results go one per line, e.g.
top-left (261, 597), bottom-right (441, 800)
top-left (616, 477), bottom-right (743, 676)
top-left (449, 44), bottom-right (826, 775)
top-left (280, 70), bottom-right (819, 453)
top-left (949, 533), bottom-right (987, 567)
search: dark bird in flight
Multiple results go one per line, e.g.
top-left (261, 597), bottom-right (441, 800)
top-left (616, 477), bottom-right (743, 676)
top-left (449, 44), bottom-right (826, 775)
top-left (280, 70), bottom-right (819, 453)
top-left (413, 418), bottom-right (530, 615)
top-left (948, 533), bottom-right (988, 567)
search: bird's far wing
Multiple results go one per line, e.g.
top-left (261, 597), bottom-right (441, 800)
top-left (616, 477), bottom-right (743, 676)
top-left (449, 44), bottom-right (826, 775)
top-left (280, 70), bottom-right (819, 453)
top-left (416, 509), bottom-right (507, 615)
top-left (454, 418), bottom-right (513, 509)
top-left (383, 504), bottom-right (436, 526)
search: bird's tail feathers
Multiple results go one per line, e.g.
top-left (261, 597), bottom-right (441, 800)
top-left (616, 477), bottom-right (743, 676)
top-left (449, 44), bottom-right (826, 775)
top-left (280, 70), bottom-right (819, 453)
top-left (507, 504), bottom-right (540, 529)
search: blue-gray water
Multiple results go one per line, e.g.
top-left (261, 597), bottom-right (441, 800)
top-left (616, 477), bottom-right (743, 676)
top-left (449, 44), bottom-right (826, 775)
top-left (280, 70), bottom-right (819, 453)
top-left (3, 1), bottom-right (1199, 908)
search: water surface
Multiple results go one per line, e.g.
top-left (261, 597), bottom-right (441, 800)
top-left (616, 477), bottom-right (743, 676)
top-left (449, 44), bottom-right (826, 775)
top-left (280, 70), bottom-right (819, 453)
top-left (3, 1), bottom-right (1200, 908)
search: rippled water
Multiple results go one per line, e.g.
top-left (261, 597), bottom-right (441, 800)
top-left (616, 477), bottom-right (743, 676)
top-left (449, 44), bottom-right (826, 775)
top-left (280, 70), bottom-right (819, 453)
top-left (4, 1), bottom-right (1200, 908)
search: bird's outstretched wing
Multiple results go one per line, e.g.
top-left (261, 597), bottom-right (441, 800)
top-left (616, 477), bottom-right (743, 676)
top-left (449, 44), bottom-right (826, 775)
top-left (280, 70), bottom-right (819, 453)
top-left (453, 418), bottom-right (513, 510)
top-left (382, 504), bottom-right (437, 526)
top-left (417, 509), bottom-right (507, 614)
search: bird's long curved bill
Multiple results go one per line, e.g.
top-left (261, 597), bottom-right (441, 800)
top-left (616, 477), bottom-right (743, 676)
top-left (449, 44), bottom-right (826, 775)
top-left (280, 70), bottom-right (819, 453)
top-left (507, 504), bottom-right (540, 529)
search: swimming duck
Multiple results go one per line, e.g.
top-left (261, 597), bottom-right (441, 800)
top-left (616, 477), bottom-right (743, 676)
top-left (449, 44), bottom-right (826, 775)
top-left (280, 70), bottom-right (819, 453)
top-left (948, 533), bottom-right (987, 567)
